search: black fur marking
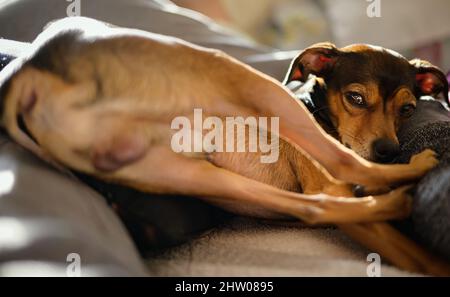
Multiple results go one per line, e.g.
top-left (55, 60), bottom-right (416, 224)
top-left (327, 50), bottom-right (416, 103)
top-left (28, 30), bottom-right (84, 81)
top-left (288, 77), bottom-right (335, 133)
top-left (0, 54), bottom-right (13, 71)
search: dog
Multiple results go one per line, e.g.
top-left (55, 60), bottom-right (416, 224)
top-left (0, 17), bottom-right (448, 275)
top-left (285, 43), bottom-right (449, 163)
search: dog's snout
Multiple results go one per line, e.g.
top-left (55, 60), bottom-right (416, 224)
top-left (371, 138), bottom-right (400, 163)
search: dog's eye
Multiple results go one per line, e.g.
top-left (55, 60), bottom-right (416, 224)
top-left (400, 104), bottom-right (416, 118)
top-left (345, 92), bottom-right (366, 107)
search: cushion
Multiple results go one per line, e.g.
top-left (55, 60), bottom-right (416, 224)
top-left (0, 133), bottom-right (148, 276)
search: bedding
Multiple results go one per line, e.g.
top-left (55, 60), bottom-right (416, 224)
top-left (397, 99), bottom-right (450, 262)
top-left (0, 128), bottom-right (148, 276)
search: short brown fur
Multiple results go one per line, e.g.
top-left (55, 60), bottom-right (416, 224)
top-left (1, 18), bottom-right (448, 275)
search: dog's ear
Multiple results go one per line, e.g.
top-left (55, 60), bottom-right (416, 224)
top-left (283, 42), bottom-right (340, 85)
top-left (410, 59), bottom-right (449, 104)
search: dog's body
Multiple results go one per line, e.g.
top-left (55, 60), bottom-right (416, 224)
top-left (1, 17), bottom-right (449, 274)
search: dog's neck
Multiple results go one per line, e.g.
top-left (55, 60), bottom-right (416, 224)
top-left (286, 76), bottom-right (338, 138)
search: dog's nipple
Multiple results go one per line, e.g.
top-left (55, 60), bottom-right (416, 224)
top-left (21, 90), bottom-right (37, 113)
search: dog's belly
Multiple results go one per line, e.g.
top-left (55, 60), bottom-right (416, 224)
top-left (209, 150), bottom-right (300, 193)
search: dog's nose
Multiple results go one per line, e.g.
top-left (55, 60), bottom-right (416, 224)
top-left (371, 138), bottom-right (400, 163)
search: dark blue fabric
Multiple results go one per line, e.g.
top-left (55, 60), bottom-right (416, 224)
top-left (0, 53), bottom-right (14, 71)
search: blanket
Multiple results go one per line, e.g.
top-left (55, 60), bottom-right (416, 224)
top-left (397, 98), bottom-right (450, 261)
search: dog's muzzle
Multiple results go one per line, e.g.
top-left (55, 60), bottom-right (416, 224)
top-left (371, 138), bottom-right (400, 163)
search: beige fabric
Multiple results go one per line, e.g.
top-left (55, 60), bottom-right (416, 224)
top-left (146, 218), bottom-right (415, 276)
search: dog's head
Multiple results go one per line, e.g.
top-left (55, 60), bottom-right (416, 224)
top-left (285, 42), bottom-right (449, 163)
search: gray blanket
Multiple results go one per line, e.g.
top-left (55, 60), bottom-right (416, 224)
top-left (397, 99), bottom-right (450, 261)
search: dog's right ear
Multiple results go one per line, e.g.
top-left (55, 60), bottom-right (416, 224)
top-left (283, 42), bottom-right (340, 85)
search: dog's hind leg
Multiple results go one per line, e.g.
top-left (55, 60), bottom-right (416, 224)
top-left (339, 223), bottom-right (450, 276)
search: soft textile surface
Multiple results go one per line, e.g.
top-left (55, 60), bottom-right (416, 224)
top-left (0, 133), bottom-right (148, 276)
top-left (146, 218), bottom-right (414, 276)
top-left (397, 99), bottom-right (450, 262)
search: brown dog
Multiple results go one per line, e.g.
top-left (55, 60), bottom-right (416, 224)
top-left (0, 18), bottom-right (448, 274)
top-left (285, 43), bottom-right (449, 163)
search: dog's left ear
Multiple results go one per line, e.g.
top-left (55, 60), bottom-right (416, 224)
top-left (410, 59), bottom-right (449, 104)
top-left (283, 42), bottom-right (341, 85)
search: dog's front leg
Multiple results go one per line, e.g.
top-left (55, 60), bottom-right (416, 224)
top-left (100, 146), bottom-right (411, 224)
top-left (215, 58), bottom-right (438, 188)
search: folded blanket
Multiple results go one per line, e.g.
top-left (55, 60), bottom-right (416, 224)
top-left (397, 99), bottom-right (450, 261)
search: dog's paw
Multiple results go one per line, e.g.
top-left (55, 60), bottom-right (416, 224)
top-left (376, 185), bottom-right (413, 219)
top-left (409, 149), bottom-right (439, 174)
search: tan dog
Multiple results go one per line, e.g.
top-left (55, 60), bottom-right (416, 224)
top-left (0, 18), bottom-right (447, 275)
top-left (285, 43), bottom-right (449, 163)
